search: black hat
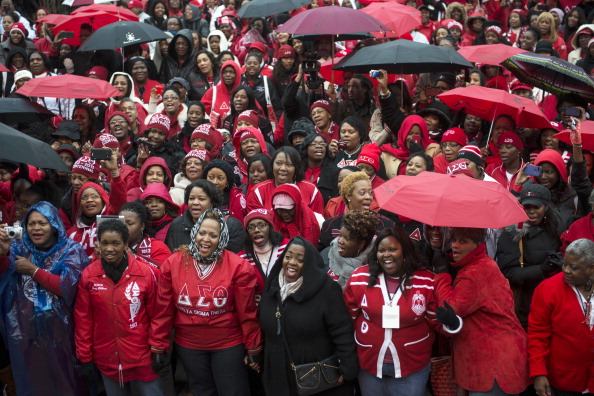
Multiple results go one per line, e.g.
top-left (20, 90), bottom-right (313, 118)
top-left (52, 120), bottom-right (80, 141)
top-left (417, 101), bottom-right (452, 129)
top-left (534, 40), bottom-right (554, 54)
top-left (431, 71), bottom-right (456, 88)
top-left (55, 144), bottom-right (81, 161)
top-left (520, 183), bottom-right (551, 207)
top-left (287, 117), bottom-right (315, 143)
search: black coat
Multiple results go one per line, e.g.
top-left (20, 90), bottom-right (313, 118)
top-left (164, 208), bottom-right (246, 253)
top-left (496, 221), bottom-right (561, 327)
top-left (241, 74), bottom-right (283, 120)
top-left (259, 237), bottom-right (358, 396)
top-left (158, 30), bottom-right (199, 86)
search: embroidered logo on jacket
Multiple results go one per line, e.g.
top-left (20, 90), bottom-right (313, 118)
top-left (411, 291), bottom-right (426, 315)
top-left (125, 281), bottom-right (141, 328)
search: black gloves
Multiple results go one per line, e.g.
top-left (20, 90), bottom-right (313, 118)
top-left (436, 301), bottom-right (460, 330)
top-left (431, 249), bottom-right (451, 275)
top-left (541, 251), bottom-right (564, 278)
top-left (152, 352), bottom-right (171, 373)
top-left (77, 361), bottom-right (96, 383)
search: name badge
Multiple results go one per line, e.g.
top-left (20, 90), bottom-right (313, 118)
top-left (382, 304), bottom-right (400, 329)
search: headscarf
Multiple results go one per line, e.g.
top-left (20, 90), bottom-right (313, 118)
top-left (188, 208), bottom-right (229, 265)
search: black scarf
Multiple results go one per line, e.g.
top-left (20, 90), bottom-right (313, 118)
top-left (102, 253), bottom-right (128, 284)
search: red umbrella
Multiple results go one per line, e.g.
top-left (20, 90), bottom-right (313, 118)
top-left (0, 64), bottom-right (8, 72)
top-left (278, 6), bottom-right (390, 35)
top-left (374, 172), bottom-right (528, 228)
top-left (38, 14), bottom-right (69, 25)
top-left (438, 85), bottom-right (552, 129)
top-left (54, 10), bottom-right (138, 46)
top-left (458, 44), bottom-right (527, 65)
top-left (554, 121), bottom-right (594, 151)
top-left (16, 75), bottom-right (120, 99)
top-left (71, 4), bottom-right (138, 19)
top-left (359, 3), bottom-right (421, 38)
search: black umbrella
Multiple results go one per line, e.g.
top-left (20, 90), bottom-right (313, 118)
top-left (237, 0), bottom-right (310, 18)
top-left (78, 21), bottom-right (169, 51)
top-left (332, 39), bottom-right (473, 74)
top-left (0, 122), bottom-right (71, 172)
top-left (0, 98), bottom-right (55, 124)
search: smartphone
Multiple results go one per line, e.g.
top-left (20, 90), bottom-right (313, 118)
top-left (90, 148), bottom-right (112, 161)
top-left (61, 31), bottom-right (75, 39)
top-left (411, 135), bottom-right (422, 145)
top-left (96, 215), bottom-right (125, 227)
top-left (425, 87), bottom-right (441, 97)
top-left (524, 164), bottom-right (542, 177)
top-left (139, 140), bottom-right (155, 152)
top-left (337, 141), bottom-right (347, 150)
top-left (564, 107), bottom-right (581, 117)
top-left (155, 85), bottom-right (164, 96)
top-left (369, 70), bottom-right (382, 78)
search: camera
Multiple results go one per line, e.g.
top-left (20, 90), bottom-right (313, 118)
top-left (337, 141), bottom-right (347, 150)
top-left (5, 222), bottom-right (22, 239)
top-left (90, 148), bottom-right (112, 161)
top-left (369, 70), bottom-right (382, 78)
top-left (301, 50), bottom-right (325, 90)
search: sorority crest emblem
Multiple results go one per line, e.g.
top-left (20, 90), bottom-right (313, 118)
top-left (411, 291), bottom-right (426, 315)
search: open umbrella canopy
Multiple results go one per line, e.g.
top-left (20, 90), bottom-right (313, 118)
top-left (237, 0), bottom-right (310, 18)
top-left (278, 6), bottom-right (390, 35)
top-left (333, 39), bottom-right (473, 74)
top-left (374, 172), bottom-right (528, 228)
top-left (71, 4), bottom-right (138, 19)
top-left (0, 99), bottom-right (55, 124)
top-left (16, 75), bottom-right (120, 99)
top-left (359, 2), bottom-right (421, 38)
top-left (54, 9), bottom-right (138, 46)
top-left (438, 85), bottom-right (552, 129)
top-left (62, 0), bottom-right (114, 6)
top-left (502, 52), bottom-right (594, 102)
top-left (458, 44), bottom-right (526, 65)
top-left (79, 21), bottom-right (169, 51)
top-left (0, 123), bottom-right (71, 172)
top-left (554, 120), bottom-right (594, 151)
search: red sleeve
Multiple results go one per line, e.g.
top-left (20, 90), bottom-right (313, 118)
top-left (434, 271), bottom-right (483, 318)
top-left (144, 264), bottom-right (162, 348)
top-left (526, 282), bottom-right (553, 378)
top-left (233, 256), bottom-right (263, 352)
top-left (106, 175), bottom-right (127, 215)
top-left (74, 272), bottom-right (94, 363)
top-left (273, 113), bottom-right (285, 146)
top-left (149, 256), bottom-right (177, 351)
top-left (246, 185), bottom-right (264, 213)
top-left (308, 185), bottom-right (325, 215)
top-left (202, 87), bottom-right (214, 115)
top-left (33, 268), bottom-right (63, 296)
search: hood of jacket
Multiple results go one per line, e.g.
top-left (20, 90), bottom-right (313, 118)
top-left (218, 59), bottom-right (242, 91)
top-left (22, 201), bottom-right (67, 253)
top-left (232, 126), bottom-right (269, 163)
top-left (207, 30), bottom-right (230, 53)
top-left (185, 3), bottom-right (202, 21)
top-left (571, 24), bottom-right (594, 50)
top-left (76, 182), bottom-right (109, 224)
top-left (445, 2), bottom-right (468, 24)
top-left (534, 148), bottom-right (568, 183)
top-left (265, 236), bottom-right (329, 302)
top-left (109, 71), bottom-right (140, 103)
top-left (139, 182), bottom-right (181, 216)
top-left (167, 29), bottom-right (195, 63)
top-left (397, 115), bottom-right (430, 152)
top-left (138, 156), bottom-right (173, 189)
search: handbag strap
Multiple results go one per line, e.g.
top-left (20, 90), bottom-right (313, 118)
top-left (519, 238), bottom-right (524, 268)
top-left (277, 301), bottom-right (298, 370)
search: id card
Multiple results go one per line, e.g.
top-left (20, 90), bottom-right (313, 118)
top-left (382, 304), bottom-right (400, 329)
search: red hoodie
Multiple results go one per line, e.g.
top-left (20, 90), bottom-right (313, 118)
top-left (139, 183), bottom-right (181, 242)
top-left (127, 157), bottom-right (173, 202)
top-left (271, 184), bottom-right (320, 246)
top-left (202, 60), bottom-right (242, 128)
top-left (68, 179), bottom-right (127, 258)
top-left (231, 127), bottom-right (269, 184)
top-left (511, 149), bottom-right (568, 193)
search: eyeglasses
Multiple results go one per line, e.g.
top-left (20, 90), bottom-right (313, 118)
top-left (440, 142), bottom-right (461, 149)
top-left (247, 222), bottom-right (269, 232)
top-left (308, 141), bottom-right (328, 148)
top-left (163, 96), bottom-right (180, 101)
top-left (109, 119), bottom-right (126, 125)
top-left (80, 194), bottom-right (101, 202)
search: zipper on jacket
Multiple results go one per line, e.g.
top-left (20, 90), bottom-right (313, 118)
top-left (276, 304), bottom-right (281, 335)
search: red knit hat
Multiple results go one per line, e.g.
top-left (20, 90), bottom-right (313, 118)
top-left (509, 78), bottom-right (532, 92)
top-left (236, 110), bottom-right (259, 128)
top-left (457, 144), bottom-right (483, 167)
top-left (237, 127), bottom-right (259, 143)
top-left (10, 22), bottom-right (27, 37)
top-left (107, 111), bottom-right (131, 126)
top-left (310, 99), bottom-right (332, 115)
top-left (248, 42), bottom-right (267, 54)
top-left (447, 159), bottom-right (475, 178)
top-left (244, 208), bottom-right (274, 228)
top-left (357, 143), bottom-right (381, 172)
top-left (93, 133), bottom-right (119, 149)
top-left (446, 20), bottom-right (464, 32)
top-left (485, 76), bottom-right (508, 91)
top-left (441, 127), bottom-right (467, 146)
top-left (485, 25), bottom-right (503, 40)
top-left (498, 131), bottom-right (524, 151)
top-left (278, 45), bottom-right (296, 59)
top-left (145, 113), bottom-right (170, 135)
top-left (72, 154), bottom-right (106, 181)
top-left (191, 123), bottom-right (223, 158)
top-left (185, 149), bottom-right (210, 162)
top-left (86, 66), bottom-right (109, 81)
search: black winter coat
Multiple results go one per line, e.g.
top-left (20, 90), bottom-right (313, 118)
top-left (496, 221), bottom-right (562, 327)
top-left (259, 237), bottom-right (358, 396)
top-left (164, 209), bottom-right (246, 253)
top-left (241, 74), bottom-right (283, 120)
top-left (158, 29), bottom-right (199, 88)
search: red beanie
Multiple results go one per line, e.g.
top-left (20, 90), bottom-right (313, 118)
top-left (485, 25), bottom-right (503, 40)
top-left (236, 110), bottom-right (260, 128)
top-left (237, 127), bottom-right (259, 143)
top-left (498, 131), bottom-right (524, 151)
top-left (191, 123), bottom-right (224, 158)
top-left (485, 76), bottom-right (508, 91)
top-left (107, 111), bottom-right (131, 126)
top-left (310, 99), bottom-right (332, 115)
top-left (145, 113), bottom-right (170, 135)
top-left (357, 143), bottom-right (381, 172)
top-left (441, 127), bottom-right (467, 146)
top-left (248, 42), bottom-right (267, 54)
top-left (72, 154), bottom-right (106, 181)
top-left (93, 133), bottom-right (119, 149)
top-left (278, 44), bottom-right (296, 59)
top-left (244, 208), bottom-right (274, 228)
top-left (86, 66), bottom-right (109, 81)
top-left (10, 22), bottom-right (27, 37)
top-left (446, 159), bottom-right (475, 178)
top-left (185, 149), bottom-right (210, 162)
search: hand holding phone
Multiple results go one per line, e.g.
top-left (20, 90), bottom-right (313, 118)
top-left (524, 164), bottom-right (542, 177)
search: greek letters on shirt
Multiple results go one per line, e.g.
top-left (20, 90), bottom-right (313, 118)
top-left (177, 283), bottom-right (230, 317)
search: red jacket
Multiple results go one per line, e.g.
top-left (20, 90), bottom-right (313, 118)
top-left (74, 255), bottom-right (160, 371)
top-left (559, 213), bottom-right (594, 255)
top-left (150, 250), bottom-right (263, 352)
top-left (68, 178), bottom-right (127, 258)
top-left (134, 235), bottom-right (172, 267)
top-left (435, 244), bottom-right (529, 393)
top-left (344, 267), bottom-right (440, 378)
top-left (246, 179), bottom-right (324, 215)
top-left (202, 60), bottom-right (242, 128)
top-left (528, 272), bottom-right (594, 392)
top-left (487, 159), bottom-right (525, 191)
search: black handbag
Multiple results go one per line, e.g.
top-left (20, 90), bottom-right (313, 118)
top-left (278, 303), bottom-right (343, 396)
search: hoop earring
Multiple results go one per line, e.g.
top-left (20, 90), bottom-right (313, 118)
top-left (587, 278), bottom-right (593, 293)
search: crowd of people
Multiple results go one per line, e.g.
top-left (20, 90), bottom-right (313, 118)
top-left (0, 0), bottom-right (594, 395)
